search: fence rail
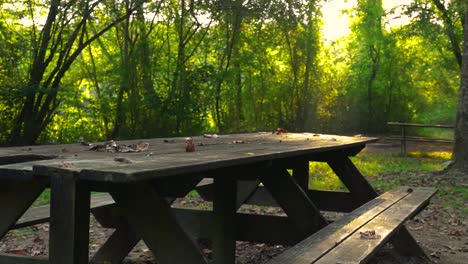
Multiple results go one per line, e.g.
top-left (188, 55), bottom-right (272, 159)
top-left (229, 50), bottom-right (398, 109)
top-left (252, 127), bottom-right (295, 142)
top-left (387, 122), bottom-right (454, 153)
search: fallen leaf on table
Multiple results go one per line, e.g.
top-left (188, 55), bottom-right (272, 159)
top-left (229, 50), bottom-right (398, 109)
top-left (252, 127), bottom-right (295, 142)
top-left (114, 157), bottom-right (134, 164)
top-left (359, 230), bottom-right (381, 239)
top-left (132, 142), bottom-right (150, 152)
top-left (186, 137), bottom-right (195, 152)
top-left (246, 152), bottom-right (255, 156)
top-left (273, 128), bottom-right (288, 135)
top-left (59, 161), bottom-right (74, 168)
top-left (118, 145), bottom-right (137, 153)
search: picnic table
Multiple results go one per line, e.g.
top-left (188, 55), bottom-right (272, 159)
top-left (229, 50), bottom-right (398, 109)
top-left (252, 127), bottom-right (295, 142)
top-left (0, 132), bottom-right (435, 264)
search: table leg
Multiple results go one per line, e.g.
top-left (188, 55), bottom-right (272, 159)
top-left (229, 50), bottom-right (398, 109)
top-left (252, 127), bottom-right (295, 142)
top-left (49, 173), bottom-right (90, 264)
top-left (260, 167), bottom-right (328, 235)
top-left (91, 177), bottom-right (201, 263)
top-left (110, 182), bottom-right (207, 264)
top-left (212, 176), bottom-right (237, 264)
top-left (0, 179), bottom-right (47, 238)
top-left (291, 158), bottom-right (309, 190)
top-left (326, 156), bottom-right (378, 203)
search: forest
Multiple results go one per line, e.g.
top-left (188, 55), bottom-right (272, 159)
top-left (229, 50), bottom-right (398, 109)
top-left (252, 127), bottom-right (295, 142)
top-left (0, 0), bottom-right (464, 145)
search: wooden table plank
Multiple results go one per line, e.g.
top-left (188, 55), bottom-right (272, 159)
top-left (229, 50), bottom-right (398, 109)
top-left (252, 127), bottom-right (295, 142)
top-left (0, 133), bottom-right (378, 264)
top-left (26, 134), bottom-right (376, 183)
top-left (0, 133), bottom-right (375, 159)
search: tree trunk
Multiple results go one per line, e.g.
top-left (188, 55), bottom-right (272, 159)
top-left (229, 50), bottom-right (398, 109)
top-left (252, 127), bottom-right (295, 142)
top-left (451, 2), bottom-right (468, 171)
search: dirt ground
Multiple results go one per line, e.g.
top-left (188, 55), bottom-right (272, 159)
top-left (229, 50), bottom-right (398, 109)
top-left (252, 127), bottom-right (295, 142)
top-left (0, 140), bottom-right (466, 263)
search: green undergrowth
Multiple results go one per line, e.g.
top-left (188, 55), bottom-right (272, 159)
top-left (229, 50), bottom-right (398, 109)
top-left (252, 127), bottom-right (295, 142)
top-left (309, 150), bottom-right (452, 191)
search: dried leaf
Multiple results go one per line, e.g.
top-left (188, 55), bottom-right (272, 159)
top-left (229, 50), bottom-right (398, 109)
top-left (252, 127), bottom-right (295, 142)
top-left (89, 143), bottom-right (107, 151)
top-left (273, 128), bottom-right (288, 135)
top-left (204, 134), bottom-right (219, 138)
top-left (118, 145), bottom-right (137, 153)
top-left (134, 142), bottom-right (150, 151)
top-left (186, 137), bottom-right (195, 152)
top-left (359, 230), bottom-right (381, 239)
top-left (6, 249), bottom-right (29, 255)
top-left (59, 161), bottom-right (74, 168)
top-left (114, 157), bottom-right (134, 164)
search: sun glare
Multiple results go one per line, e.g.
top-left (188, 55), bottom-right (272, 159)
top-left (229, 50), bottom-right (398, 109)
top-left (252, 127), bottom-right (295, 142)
top-left (321, 0), bottom-right (412, 43)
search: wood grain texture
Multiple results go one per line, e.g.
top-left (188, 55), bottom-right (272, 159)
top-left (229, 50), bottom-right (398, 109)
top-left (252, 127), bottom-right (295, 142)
top-left (20, 133), bottom-right (376, 182)
top-left (266, 187), bottom-right (437, 264)
top-left (315, 187), bottom-right (437, 264)
top-left (266, 187), bottom-right (409, 264)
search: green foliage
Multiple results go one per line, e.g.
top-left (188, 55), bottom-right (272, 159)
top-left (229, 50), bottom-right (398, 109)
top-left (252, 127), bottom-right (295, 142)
top-left (309, 150), bottom-right (451, 193)
top-left (0, 0), bottom-right (464, 144)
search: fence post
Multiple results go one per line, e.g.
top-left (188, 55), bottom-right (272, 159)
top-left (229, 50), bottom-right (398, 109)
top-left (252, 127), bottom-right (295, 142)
top-left (401, 125), bottom-right (407, 154)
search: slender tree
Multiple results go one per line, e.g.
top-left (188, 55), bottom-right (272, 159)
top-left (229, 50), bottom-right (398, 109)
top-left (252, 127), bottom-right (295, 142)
top-left (451, 0), bottom-right (468, 171)
top-left (9, 0), bottom-right (135, 145)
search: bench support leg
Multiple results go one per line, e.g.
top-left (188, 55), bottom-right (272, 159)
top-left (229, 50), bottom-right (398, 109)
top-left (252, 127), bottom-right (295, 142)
top-left (391, 226), bottom-right (430, 260)
top-left (0, 179), bottom-right (47, 238)
top-left (90, 222), bottom-right (140, 264)
top-left (326, 156), bottom-right (378, 204)
top-left (110, 182), bottom-right (207, 264)
top-left (260, 167), bottom-right (328, 235)
top-left (291, 158), bottom-right (309, 190)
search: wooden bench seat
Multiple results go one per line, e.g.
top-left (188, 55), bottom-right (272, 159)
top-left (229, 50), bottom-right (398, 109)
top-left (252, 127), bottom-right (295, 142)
top-left (267, 186), bottom-right (437, 264)
top-left (12, 193), bottom-right (115, 229)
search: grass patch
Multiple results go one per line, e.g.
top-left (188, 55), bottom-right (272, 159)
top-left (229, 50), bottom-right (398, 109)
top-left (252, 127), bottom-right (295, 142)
top-left (34, 190), bottom-right (51, 207)
top-left (309, 149), bottom-right (466, 219)
top-left (309, 150), bottom-right (451, 191)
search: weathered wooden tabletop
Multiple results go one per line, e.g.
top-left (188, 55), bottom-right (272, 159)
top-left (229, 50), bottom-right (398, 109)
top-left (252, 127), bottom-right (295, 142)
top-left (0, 132), bottom-right (379, 264)
top-left (0, 132), bottom-right (377, 182)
